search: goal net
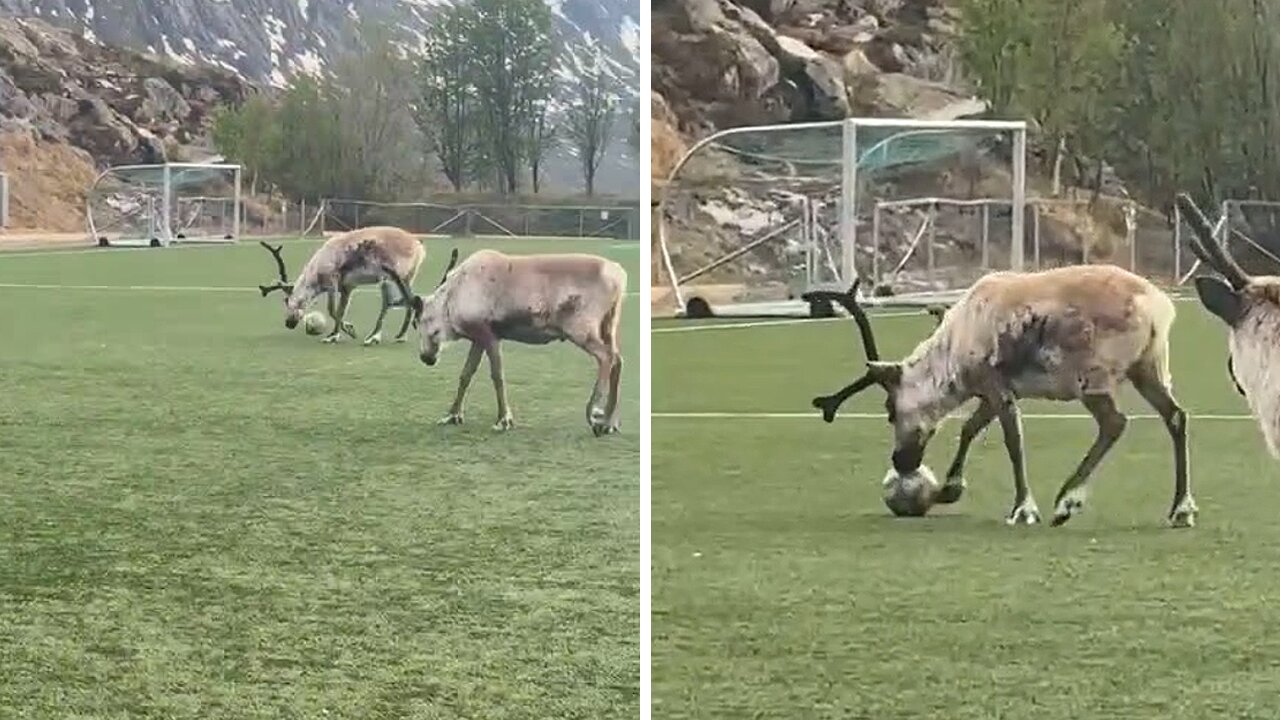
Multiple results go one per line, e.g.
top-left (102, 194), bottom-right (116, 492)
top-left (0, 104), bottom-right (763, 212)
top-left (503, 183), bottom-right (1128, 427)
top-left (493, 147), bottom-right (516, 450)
top-left (87, 163), bottom-right (241, 247)
top-left (656, 118), bottom-right (1028, 318)
top-left (312, 199), bottom-right (638, 240)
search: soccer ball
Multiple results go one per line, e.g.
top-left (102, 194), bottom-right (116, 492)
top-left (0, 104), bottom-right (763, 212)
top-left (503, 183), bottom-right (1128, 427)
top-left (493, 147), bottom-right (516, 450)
top-left (881, 465), bottom-right (940, 517)
top-left (303, 311), bottom-right (330, 336)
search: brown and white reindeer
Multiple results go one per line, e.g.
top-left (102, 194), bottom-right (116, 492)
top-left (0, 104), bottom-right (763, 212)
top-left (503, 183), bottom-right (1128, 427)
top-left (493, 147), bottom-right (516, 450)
top-left (807, 268), bottom-right (1195, 528)
top-left (383, 249), bottom-right (627, 436)
top-left (1176, 192), bottom-right (1280, 457)
top-left (258, 226), bottom-right (426, 345)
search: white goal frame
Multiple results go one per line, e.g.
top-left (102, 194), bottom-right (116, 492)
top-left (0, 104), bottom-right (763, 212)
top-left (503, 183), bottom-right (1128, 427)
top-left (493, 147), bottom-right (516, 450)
top-left (656, 117), bottom-right (1027, 317)
top-left (86, 162), bottom-right (242, 247)
top-left (0, 172), bottom-right (8, 230)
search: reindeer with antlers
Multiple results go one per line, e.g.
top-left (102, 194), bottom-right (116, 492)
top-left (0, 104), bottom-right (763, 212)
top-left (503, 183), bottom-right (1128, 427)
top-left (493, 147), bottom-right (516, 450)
top-left (258, 226), bottom-right (426, 345)
top-left (383, 249), bottom-right (628, 437)
top-left (1176, 192), bottom-right (1280, 457)
top-left (806, 267), bottom-right (1195, 528)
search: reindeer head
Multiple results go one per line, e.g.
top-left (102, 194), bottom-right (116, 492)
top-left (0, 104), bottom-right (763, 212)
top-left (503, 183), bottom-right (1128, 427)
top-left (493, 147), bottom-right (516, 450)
top-left (385, 248), bottom-right (460, 366)
top-left (257, 242), bottom-right (302, 329)
top-left (806, 282), bottom-right (948, 474)
top-left (1177, 192), bottom-right (1280, 453)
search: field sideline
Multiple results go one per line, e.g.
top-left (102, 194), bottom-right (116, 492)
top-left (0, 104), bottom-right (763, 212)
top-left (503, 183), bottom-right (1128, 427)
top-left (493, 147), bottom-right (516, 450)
top-left (652, 303), bottom-right (1280, 718)
top-left (0, 236), bottom-right (640, 718)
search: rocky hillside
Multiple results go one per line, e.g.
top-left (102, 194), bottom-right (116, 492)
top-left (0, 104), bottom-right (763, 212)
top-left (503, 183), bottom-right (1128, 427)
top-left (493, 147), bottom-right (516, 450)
top-left (0, 0), bottom-right (641, 198)
top-left (0, 17), bottom-right (251, 230)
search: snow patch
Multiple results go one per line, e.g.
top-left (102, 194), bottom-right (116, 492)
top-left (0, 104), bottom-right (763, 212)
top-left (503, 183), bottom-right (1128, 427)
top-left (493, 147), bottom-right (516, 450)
top-left (292, 49), bottom-right (324, 77)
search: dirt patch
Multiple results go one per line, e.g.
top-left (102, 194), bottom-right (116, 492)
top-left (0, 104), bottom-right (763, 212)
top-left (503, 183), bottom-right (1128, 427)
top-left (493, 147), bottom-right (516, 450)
top-left (1, 130), bottom-right (97, 233)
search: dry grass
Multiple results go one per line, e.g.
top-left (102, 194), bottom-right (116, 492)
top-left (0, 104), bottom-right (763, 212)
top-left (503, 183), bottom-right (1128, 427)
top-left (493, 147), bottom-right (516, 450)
top-left (0, 130), bottom-right (97, 232)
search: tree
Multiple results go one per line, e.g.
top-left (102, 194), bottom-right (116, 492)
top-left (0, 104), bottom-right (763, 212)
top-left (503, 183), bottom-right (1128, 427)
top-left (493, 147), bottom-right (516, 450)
top-left (525, 95), bottom-right (557, 194)
top-left (468, 0), bottom-right (556, 194)
top-left (416, 4), bottom-right (479, 191)
top-left (211, 93), bottom-right (278, 196)
top-left (565, 60), bottom-right (619, 196)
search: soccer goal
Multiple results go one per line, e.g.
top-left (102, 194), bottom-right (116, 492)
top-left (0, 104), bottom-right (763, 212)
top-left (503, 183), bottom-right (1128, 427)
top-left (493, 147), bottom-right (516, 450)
top-left (0, 171), bottom-right (8, 230)
top-left (86, 163), bottom-right (242, 247)
top-left (655, 117), bottom-right (1028, 318)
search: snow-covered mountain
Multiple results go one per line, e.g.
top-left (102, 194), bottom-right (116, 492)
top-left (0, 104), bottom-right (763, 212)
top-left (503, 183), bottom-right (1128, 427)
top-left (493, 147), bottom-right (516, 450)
top-left (0, 0), bottom-right (640, 195)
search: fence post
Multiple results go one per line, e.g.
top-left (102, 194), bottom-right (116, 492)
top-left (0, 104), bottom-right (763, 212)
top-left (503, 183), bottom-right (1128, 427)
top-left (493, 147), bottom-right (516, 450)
top-left (981, 203), bottom-right (989, 270)
top-left (871, 202), bottom-right (881, 283)
top-left (1173, 203), bottom-right (1182, 280)
top-left (926, 202), bottom-right (936, 285)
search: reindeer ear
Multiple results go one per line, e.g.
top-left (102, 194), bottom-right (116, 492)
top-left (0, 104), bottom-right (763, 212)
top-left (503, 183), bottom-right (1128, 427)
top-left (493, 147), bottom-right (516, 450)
top-left (866, 361), bottom-right (903, 388)
top-left (411, 295), bottom-right (424, 319)
top-left (1195, 276), bottom-right (1244, 326)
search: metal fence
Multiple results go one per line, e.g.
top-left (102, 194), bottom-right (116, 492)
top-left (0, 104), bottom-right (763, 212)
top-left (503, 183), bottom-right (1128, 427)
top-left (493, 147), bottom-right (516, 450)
top-left (314, 199), bottom-right (640, 241)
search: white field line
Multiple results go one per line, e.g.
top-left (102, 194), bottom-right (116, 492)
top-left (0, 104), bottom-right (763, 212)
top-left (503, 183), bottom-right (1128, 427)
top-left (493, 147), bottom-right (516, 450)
top-left (0, 282), bottom-right (641, 298)
top-left (652, 295), bottom-right (1207, 334)
top-left (653, 411), bottom-right (1255, 421)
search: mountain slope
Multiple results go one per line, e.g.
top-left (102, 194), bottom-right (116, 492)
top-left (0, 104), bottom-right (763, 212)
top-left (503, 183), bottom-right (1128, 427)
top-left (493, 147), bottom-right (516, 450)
top-left (0, 0), bottom-right (640, 195)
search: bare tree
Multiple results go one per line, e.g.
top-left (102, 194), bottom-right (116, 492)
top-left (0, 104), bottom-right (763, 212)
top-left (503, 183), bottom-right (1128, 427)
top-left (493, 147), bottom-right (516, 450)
top-left (416, 5), bottom-right (478, 192)
top-left (565, 60), bottom-right (619, 196)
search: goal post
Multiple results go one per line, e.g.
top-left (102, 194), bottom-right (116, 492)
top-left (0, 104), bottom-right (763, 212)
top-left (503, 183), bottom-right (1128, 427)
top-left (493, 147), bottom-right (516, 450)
top-left (655, 117), bottom-right (1028, 317)
top-left (87, 162), bottom-right (242, 247)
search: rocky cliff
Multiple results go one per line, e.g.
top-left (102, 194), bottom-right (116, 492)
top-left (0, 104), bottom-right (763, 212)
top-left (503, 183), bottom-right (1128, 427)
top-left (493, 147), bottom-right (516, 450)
top-left (0, 17), bottom-right (252, 230)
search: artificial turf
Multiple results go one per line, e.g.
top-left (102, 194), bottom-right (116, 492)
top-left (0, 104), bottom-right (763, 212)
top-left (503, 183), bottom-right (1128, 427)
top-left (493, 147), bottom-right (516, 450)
top-left (0, 236), bottom-right (639, 719)
top-left (652, 300), bottom-right (1279, 719)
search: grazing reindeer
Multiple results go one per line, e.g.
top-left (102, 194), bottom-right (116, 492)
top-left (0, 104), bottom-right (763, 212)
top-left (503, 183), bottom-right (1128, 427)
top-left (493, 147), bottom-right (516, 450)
top-left (385, 249), bottom-right (628, 436)
top-left (258, 226), bottom-right (426, 345)
top-left (1177, 192), bottom-right (1280, 457)
top-left (807, 269), bottom-right (1194, 528)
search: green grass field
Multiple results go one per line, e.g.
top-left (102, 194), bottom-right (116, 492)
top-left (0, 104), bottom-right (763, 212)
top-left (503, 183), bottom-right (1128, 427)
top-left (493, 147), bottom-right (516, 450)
top-left (0, 236), bottom-right (639, 719)
top-left (653, 302), bottom-right (1280, 719)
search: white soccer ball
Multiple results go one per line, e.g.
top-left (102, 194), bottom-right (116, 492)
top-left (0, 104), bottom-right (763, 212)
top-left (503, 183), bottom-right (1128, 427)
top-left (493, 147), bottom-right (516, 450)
top-left (303, 311), bottom-right (330, 336)
top-left (881, 465), bottom-right (940, 517)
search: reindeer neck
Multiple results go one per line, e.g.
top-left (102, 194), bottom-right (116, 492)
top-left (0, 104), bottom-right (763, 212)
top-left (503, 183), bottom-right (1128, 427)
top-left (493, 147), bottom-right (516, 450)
top-left (898, 326), bottom-right (968, 422)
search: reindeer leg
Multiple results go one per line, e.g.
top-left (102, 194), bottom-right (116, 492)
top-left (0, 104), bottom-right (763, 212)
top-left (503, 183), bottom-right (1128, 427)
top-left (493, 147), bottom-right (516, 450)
top-left (1050, 394), bottom-right (1127, 526)
top-left (439, 342), bottom-right (483, 426)
top-left (937, 400), bottom-right (999, 505)
top-left (1130, 369), bottom-right (1195, 528)
top-left (323, 288), bottom-right (355, 343)
top-left (363, 282), bottom-right (393, 346)
top-left (996, 398), bottom-right (1041, 525)
top-left (392, 283), bottom-right (415, 343)
top-left (603, 354), bottom-right (624, 434)
top-left (484, 341), bottom-right (514, 431)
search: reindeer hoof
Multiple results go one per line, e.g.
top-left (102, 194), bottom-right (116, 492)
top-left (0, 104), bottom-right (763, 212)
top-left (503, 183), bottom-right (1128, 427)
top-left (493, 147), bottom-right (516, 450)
top-left (935, 477), bottom-right (966, 504)
top-left (394, 336), bottom-right (408, 344)
top-left (341, 322), bottom-right (357, 339)
top-left (492, 416), bottom-right (515, 432)
top-left (1050, 501), bottom-right (1083, 526)
top-left (437, 413), bottom-right (464, 426)
top-left (1169, 496), bottom-right (1198, 528)
top-left (591, 423), bottom-right (619, 437)
top-left (812, 395), bottom-right (839, 423)
top-left (363, 333), bottom-right (382, 346)
top-left (1006, 500), bottom-right (1042, 525)
top-left (321, 334), bottom-right (341, 344)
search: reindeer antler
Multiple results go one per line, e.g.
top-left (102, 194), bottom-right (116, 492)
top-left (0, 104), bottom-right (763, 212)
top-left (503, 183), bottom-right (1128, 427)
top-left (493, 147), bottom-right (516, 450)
top-left (438, 248), bottom-right (460, 287)
top-left (801, 279), bottom-right (887, 423)
top-left (1176, 193), bottom-right (1251, 290)
top-left (258, 241), bottom-right (293, 296)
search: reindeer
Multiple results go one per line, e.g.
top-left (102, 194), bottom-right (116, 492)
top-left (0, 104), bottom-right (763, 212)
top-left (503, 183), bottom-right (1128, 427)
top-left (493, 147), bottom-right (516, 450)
top-left (1176, 192), bottom-right (1280, 457)
top-left (384, 249), bottom-right (628, 436)
top-left (258, 226), bottom-right (426, 345)
top-left (806, 269), bottom-right (1194, 528)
